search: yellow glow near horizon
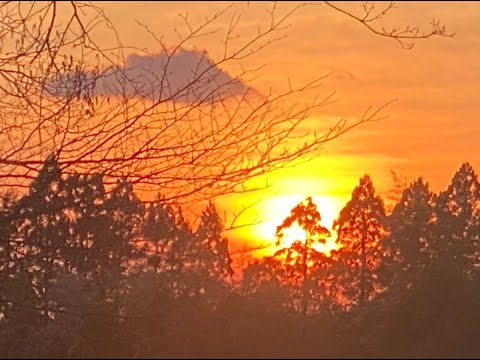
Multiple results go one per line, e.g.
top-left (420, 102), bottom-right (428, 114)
top-left (232, 193), bottom-right (344, 258)
top-left (222, 146), bottom-right (399, 262)
top-left (89, 2), bottom-right (480, 264)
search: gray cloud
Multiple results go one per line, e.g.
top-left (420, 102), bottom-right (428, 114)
top-left (46, 48), bottom-right (252, 103)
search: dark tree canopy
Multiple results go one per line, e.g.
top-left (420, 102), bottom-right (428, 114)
top-left (195, 202), bottom-right (233, 280)
top-left (334, 175), bottom-right (388, 305)
top-left (386, 177), bottom-right (435, 287)
top-left (433, 163), bottom-right (480, 278)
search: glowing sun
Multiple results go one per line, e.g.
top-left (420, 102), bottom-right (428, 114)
top-left (252, 194), bottom-right (342, 257)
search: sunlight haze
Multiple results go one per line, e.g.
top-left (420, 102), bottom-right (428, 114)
top-left (92, 1), bottom-right (480, 255)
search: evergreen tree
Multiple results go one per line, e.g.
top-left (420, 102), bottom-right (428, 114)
top-left (334, 175), bottom-right (388, 305)
top-left (102, 177), bottom-right (143, 284)
top-left (259, 197), bottom-right (335, 314)
top-left (11, 156), bottom-right (71, 310)
top-left (141, 195), bottom-right (193, 274)
top-left (62, 173), bottom-right (108, 277)
top-left (385, 178), bottom-right (435, 289)
top-left (0, 190), bottom-right (28, 320)
top-left (142, 196), bottom-right (179, 272)
top-left (433, 163), bottom-right (480, 278)
top-left (195, 202), bottom-right (233, 279)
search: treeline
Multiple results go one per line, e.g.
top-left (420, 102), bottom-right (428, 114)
top-left (1, 157), bottom-right (480, 358)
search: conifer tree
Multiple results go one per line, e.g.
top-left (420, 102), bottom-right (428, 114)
top-left (386, 178), bottom-right (434, 289)
top-left (433, 163), bottom-right (480, 278)
top-left (261, 197), bottom-right (334, 314)
top-left (334, 175), bottom-right (388, 305)
top-left (195, 202), bottom-right (233, 279)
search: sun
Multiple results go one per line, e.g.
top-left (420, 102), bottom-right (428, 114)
top-left (278, 223), bottom-right (308, 248)
top-left (251, 194), bottom-right (342, 257)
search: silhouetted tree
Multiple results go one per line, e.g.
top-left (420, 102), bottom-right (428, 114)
top-left (140, 195), bottom-right (231, 300)
top-left (0, 158), bottom-right (144, 323)
top-left (433, 163), bottom-right (480, 278)
top-left (195, 202), bottom-right (233, 279)
top-left (141, 195), bottom-right (195, 276)
top-left (141, 196), bottom-right (181, 273)
top-left (100, 177), bottom-right (143, 301)
top-left (0, 190), bottom-right (20, 319)
top-left (334, 175), bottom-right (388, 306)
top-left (9, 156), bottom-right (72, 314)
top-left (61, 173), bottom-right (107, 276)
top-left (385, 177), bottom-right (435, 290)
top-left (247, 197), bottom-right (335, 315)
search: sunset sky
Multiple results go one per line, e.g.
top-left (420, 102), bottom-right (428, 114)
top-left (94, 1), bottom-right (480, 254)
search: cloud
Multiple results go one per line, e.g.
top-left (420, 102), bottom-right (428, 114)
top-left (46, 48), bottom-right (252, 103)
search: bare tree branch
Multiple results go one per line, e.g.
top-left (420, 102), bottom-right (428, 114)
top-left (323, 1), bottom-right (454, 49)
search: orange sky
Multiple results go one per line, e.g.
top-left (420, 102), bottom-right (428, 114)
top-left (92, 1), bottom-right (480, 254)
